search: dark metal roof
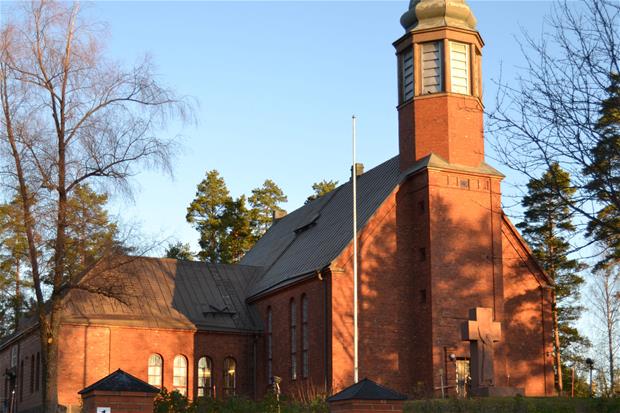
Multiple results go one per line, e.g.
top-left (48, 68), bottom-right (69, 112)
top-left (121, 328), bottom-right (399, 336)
top-left (242, 155), bottom-right (402, 298)
top-left (78, 369), bottom-right (159, 394)
top-left (242, 153), bottom-right (501, 298)
top-left (327, 378), bottom-right (408, 401)
top-left (63, 257), bottom-right (263, 332)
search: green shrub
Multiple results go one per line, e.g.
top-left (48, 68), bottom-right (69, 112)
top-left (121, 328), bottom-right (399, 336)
top-left (404, 397), bottom-right (620, 413)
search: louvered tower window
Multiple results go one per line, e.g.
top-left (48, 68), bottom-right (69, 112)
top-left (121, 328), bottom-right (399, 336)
top-left (401, 48), bottom-right (414, 102)
top-left (421, 42), bottom-right (443, 94)
top-left (450, 41), bottom-right (469, 94)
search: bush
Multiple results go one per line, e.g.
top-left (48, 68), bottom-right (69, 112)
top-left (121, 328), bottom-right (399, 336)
top-left (152, 388), bottom-right (327, 413)
top-left (404, 397), bottom-right (620, 413)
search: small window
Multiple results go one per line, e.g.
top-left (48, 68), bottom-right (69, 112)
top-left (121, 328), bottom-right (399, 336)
top-left (301, 295), bottom-right (309, 378)
top-left (267, 307), bottom-right (273, 381)
top-left (197, 357), bottom-right (212, 398)
top-left (401, 48), bottom-right (414, 102)
top-left (173, 355), bottom-right (188, 396)
top-left (422, 42), bottom-right (443, 94)
top-left (148, 354), bottom-right (163, 387)
top-left (290, 299), bottom-right (297, 380)
top-left (223, 357), bottom-right (236, 397)
top-left (450, 41), bottom-right (469, 95)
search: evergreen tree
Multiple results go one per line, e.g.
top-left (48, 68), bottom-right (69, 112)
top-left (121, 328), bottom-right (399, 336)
top-left (306, 179), bottom-right (338, 204)
top-left (0, 197), bottom-right (29, 333)
top-left (187, 171), bottom-right (285, 263)
top-left (62, 184), bottom-right (119, 281)
top-left (186, 170), bottom-right (233, 263)
top-left (165, 242), bottom-right (195, 261)
top-left (249, 179), bottom-right (287, 237)
top-left (584, 73), bottom-right (620, 269)
top-left (517, 163), bottom-right (587, 394)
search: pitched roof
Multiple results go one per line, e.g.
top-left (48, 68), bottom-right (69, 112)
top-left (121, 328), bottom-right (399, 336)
top-left (242, 155), bottom-right (402, 298)
top-left (78, 369), bottom-right (159, 394)
top-left (327, 378), bottom-right (408, 401)
top-left (242, 153), bottom-right (503, 298)
top-left (62, 256), bottom-right (262, 332)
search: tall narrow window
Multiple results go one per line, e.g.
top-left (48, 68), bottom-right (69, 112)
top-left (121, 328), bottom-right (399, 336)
top-left (450, 41), bottom-right (469, 95)
top-left (267, 307), bottom-right (273, 382)
top-left (223, 357), bottom-right (236, 397)
top-left (301, 295), bottom-right (309, 378)
top-left (401, 48), bottom-right (414, 102)
top-left (290, 299), bottom-right (297, 380)
top-left (421, 42), bottom-right (443, 94)
top-left (197, 357), bottom-right (212, 397)
top-left (35, 352), bottom-right (40, 392)
top-left (148, 354), bottom-right (163, 387)
top-left (173, 355), bottom-right (188, 396)
top-left (19, 359), bottom-right (23, 401)
top-left (29, 355), bottom-right (34, 394)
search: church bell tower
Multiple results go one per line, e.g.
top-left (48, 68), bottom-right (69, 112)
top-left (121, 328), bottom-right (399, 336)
top-left (394, 0), bottom-right (484, 171)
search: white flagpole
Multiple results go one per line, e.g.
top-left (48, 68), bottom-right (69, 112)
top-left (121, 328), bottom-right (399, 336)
top-left (352, 115), bottom-right (359, 384)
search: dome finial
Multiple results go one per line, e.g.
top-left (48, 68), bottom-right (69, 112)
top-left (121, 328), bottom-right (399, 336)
top-left (400, 0), bottom-right (477, 32)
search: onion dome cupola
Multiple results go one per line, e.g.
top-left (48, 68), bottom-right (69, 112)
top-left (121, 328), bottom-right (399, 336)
top-left (394, 0), bottom-right (485, 170)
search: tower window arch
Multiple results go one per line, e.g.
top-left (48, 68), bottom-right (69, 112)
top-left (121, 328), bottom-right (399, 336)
top-left (267, 306), bottom-right (273, 382)
top-left (290, 298), bottom-right (297, 380)
top-left (173, 355), bottom-right (188, 396)
top-left (301, 294), bottom-right (309, 378)
top-left (197, 356), bottom-right (212, 397)
top-left (223, 357), bottom-right (236, 396)
top-left (147, 354), bottom-right (163, 387)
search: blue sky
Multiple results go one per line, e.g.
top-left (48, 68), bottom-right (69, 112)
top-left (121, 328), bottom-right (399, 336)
top-left (86, 1), bottom-right (555, 252)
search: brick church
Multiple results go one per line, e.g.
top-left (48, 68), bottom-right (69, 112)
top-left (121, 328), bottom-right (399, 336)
top-left (0, 0), bottom-right (555, 411)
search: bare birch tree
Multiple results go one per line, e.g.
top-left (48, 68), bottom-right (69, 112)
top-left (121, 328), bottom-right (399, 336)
top-left (487, 0), bottom-right (619, 266)
top-left (589, 265), bottom-right (620, 396)
top-left (0, 1), bottom-right (191, 411)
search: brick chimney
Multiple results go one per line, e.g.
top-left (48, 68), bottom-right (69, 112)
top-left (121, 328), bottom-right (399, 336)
top-left (394, 0), bottom-right (485, 171)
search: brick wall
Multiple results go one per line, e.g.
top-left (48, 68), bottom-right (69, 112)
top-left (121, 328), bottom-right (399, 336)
top-left (252, 277), bottom-right (329, 398)
top-left (81, 390), bottom-right (156, 413)
top-left (0, 330), bottom-right (43, 413)
top-left (328, 400), bottom-right (404, 413)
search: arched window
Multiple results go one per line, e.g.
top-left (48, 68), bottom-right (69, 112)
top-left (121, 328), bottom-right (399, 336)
top-left (301, 295), bottom-right (309, 378)
top-left (29, 355), bottom-right (34, 394)
top-left (35, 352), bottom-right (40, 392)
top-left (197, 357), bottom-right (212, 398)
top-left (223, 357), bottom-right (236, 397)
top-left (290, 299), bottom-right (297, 380)
top-left (267, 307), bottom-right (272, 381)
top-left (147, 354), bottom-right (163, 387)
top-left (173, 355), bottom-right (188, 396)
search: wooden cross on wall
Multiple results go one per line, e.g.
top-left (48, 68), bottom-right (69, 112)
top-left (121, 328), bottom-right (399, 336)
top-left (462, 307), bottom-right (501, 389)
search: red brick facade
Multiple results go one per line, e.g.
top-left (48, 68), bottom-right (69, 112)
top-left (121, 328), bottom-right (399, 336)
top-left (0, 2), bottom-right (555, 410)
top-left (81, 391), bottom-right (156, 413)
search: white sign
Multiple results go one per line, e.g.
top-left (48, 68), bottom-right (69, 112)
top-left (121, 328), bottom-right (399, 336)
top-left (97, 408), bottom-right (111, 413)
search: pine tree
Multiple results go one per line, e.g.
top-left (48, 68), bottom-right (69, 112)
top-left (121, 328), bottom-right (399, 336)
top-left (305, 179), bottom-right (338, 204)
top-left (249, 179), bottom-right (287, 237)
top-left (0, 197), bottom-right (29, 333)
top-left (584, 73), bottom-right (620, 269)
top-left (165, 242), bottom-right (195, 261)
top-left (186, 170), bottom-right (233, 263)
top-left (187, 171), bottom-right (289, 263)
top-left (517, 163), bottom-right (587, 395)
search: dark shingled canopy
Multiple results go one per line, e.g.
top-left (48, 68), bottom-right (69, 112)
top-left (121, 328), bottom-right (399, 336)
top-left (78, 369), bottom-right (159, 394)
top-left (327, 378), bottom-right (408, 401)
